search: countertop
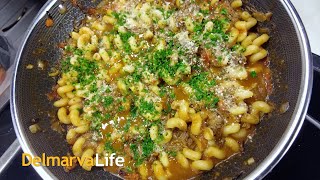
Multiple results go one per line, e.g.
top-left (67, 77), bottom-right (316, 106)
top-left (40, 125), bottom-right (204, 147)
top-left (291, 0), bottom-right (320, 55)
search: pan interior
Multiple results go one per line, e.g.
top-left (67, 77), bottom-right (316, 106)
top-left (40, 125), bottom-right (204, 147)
top-left (12, 0), bottom-right (305, 179)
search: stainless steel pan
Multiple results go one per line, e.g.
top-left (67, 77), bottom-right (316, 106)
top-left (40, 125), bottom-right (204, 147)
top-left (10, 0), bottom-right (313, 179)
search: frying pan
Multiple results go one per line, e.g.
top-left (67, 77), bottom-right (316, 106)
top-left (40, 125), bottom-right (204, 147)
top-left (10, 0), bottom-right (313, 179)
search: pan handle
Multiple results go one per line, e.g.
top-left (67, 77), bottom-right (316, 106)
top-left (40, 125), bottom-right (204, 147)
top-left (305, 53), bottom-right (320, 128)
top-left (306, 115), bottom-right (320, 129)
top-left (0, 139), bottom-right (21, 174)
top-left (312, 53), bottom-right (320, 72)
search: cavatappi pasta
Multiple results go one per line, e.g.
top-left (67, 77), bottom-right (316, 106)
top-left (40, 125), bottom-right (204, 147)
top-left (52, 0), bottom-right (273, 179)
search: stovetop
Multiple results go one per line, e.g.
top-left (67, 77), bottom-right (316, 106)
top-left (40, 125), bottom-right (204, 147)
top-left (0, 0), bottom-right (319, 179)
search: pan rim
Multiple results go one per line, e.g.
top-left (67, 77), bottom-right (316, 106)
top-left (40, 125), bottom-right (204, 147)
top-left (10, 0), bottom-right (313, 179)
top-left (11, 1), bottom-right (59, 180)
top-left (246, 0), bottom-right (313, 179)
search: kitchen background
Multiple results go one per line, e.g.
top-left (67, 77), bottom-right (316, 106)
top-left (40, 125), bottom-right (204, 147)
top-left (0, 0), bottom-right (319, 179)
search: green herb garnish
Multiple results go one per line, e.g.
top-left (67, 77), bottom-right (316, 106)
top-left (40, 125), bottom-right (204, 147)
top-left (103, 96), bottom-right (114, 108)
top-left (112, 12), bottom-right (126, 26)
top-left (221, 8), bottom-right (228, 16)
top-left (250, 71), bottom-right (258, 78)
top-left (188, 72), bottom-right (219, 108)
top-left (105, 141), bottom-right (115, 153)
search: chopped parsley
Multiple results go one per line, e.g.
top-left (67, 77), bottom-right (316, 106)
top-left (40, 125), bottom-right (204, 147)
top-left (105, 141), bottom-right (115, 153)
top-left (167, 151), bottom-right (177, 157)
top-left (118, 105), bottom-right (125, 112)
top-left (141, 137), bottom-right (155, 158)
top-left (65, 45), bottom-right (73, 52)
top-left (231, 44), bottom-right (246, 53)
top-left (250, 71), bottom-right (258, 78)
top-left (104, 113), bottom-right (111, 120)
top-left (72, 57), bottom-right (98, 86)
top-left (123, 118), bottom-right (131, 132)
top-left (199, 9), bottom-right (210, 15)
top-left (158, 8), bottom-right (174, 19)
top-left (130, 105), bottom-right (138, 118)
top-left (130, 136), bottom-right (155, 166)
top-left (188, 73), bottom-right (219, 108)
top-left (194, 23), bottom-right (203, 34)
top-left (194, 18), bottom-right (230, 47)
top-left (130, 143), bottom-right (142, 165)
top-left (91, 111), bottom-right (104, 131)
top-left (125, 166), bottom-right (134, 173)
top-left (112, 12), bottom-right (126, 26)
top-left (103, 96), bottom-right (114, 108)
top-left (61, 57), bottom-right (71, 73)
top-left (119, 32), bottom-right (134, 53)
top-left (74, 49), bottom-right (83, 56)
top-left (147, 49), bottom-right (189, 85)
top-left (221, 8), bottom-right (228, 16)
top-left (138, 99), bottom-right (158, 116)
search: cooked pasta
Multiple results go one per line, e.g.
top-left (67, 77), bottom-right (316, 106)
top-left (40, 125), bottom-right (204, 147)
top-left (51, 0), bottom-right (273, 179)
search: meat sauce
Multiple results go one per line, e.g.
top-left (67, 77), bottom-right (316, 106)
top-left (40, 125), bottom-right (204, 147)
top-left (51, 0), bottom-right (273, 179)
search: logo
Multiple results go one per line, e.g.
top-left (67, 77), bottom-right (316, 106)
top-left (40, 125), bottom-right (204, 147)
top-left (22, 153), bottom-right (124, 167)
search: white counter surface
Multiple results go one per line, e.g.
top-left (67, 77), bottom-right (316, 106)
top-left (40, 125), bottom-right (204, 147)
top-left (291, 0), bottom-right (320, 55)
